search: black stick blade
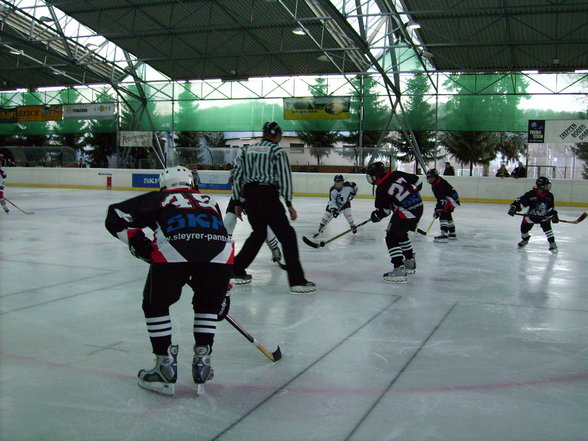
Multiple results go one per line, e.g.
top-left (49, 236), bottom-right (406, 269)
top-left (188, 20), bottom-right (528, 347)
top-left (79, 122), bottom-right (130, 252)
top-left (302, 236), bottom-right (320, 248)
top-left (416, 229), bottom-right (427, 235)
top-left (272, 346), bottom-right (282, 362)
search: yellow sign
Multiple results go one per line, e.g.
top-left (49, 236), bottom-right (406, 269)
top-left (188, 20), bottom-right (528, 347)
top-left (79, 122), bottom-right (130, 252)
top-left (17, 105), bottom-right (63, 122)
top-left (283, 97), bottom-right (350, 120)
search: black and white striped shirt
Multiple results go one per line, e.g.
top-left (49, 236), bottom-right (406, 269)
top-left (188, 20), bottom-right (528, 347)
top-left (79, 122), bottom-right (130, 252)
top-left (232, 140), bottom-right (294, 206)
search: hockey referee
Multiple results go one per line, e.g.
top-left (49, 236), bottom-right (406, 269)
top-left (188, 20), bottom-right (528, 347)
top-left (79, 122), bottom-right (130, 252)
top-left (232, 121), bottom-right (316, 294)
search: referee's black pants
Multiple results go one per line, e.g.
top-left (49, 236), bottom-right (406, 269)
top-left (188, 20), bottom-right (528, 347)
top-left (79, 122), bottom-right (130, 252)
top-left (234, 184), bottom-right (307, 286)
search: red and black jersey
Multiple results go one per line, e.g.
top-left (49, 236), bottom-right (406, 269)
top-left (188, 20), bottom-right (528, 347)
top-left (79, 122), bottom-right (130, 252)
top-left (430, 177), bottom-right (460, 210)
top-left (373, 171), bottom-right (423, 219)
top-left (512, 188), bottom-right (556, 219)
top-left (105, 189), bottom-right (233, 264)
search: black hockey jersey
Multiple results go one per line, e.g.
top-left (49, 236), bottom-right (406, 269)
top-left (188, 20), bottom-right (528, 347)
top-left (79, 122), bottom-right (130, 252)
top-left (105, 189), bottom-right (233, 264)
top-left (512, 188), bottom-right (556, 220)
top-left (430, 177), bottom-right (460, 210)
top-left (373, 171), bottom-right (423, 219)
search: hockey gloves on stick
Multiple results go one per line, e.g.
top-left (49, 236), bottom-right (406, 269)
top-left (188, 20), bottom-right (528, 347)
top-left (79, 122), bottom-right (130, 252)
top-left (507, 205), bottom-right (517, 216)
top-left (434, 208), bottom-right (443, 218)
top-left (217, 281), bottom-right (232, 321)
top-left (129, 234), bottom-right (153, 263)
top-left (370, 210), bottom-right (382, 223)
top-left (329, 207), bottom-right (339, 218)
top-left (549, 211), bottom-right (559, 223)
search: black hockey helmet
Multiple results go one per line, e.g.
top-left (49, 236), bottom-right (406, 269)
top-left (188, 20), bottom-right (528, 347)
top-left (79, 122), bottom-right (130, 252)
top-left (426, 168), bottom-right (439, 183)
top-left (262, 121), bottom-right (283, 137)
top-left (334, 174), bottom-right (344, 183)
top-left (366, 161), bottom-right (387, 185)
top-left (536, 176), bottom-right (551, 192)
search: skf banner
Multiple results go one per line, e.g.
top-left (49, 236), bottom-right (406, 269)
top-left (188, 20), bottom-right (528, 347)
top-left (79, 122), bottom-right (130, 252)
top-left (63, 103), bottom-right (116, 120)
top-left (283, 96), bottom-right (350, 120)
top-left (0, 107), bottom-right (17, 123)
top-left (17, 105), bottom-right (63, 122)
top-left (119, 131), bottom-right (153, 147)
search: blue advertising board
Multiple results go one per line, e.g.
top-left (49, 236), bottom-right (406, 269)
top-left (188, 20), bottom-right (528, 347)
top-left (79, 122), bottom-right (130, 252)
top-left (132, 173), bottom-right (160, 188)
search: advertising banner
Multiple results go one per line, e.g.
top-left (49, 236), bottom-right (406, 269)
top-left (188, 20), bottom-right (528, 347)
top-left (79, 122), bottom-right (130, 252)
top-left (63, 103), bottom-right (116, 120)
top-left (17, 105), bottom-right (63, 122)
top-left (132, 173), bottom-right (160, 188)
top-left (120, 131), bottom-right (153, 147)
top-left (0, 107), bottom-right (17, 123)
top-left (283, 96), bottom-right (350, 120)
top-left (527, 120), bottom-right (545, 143)
top-left (529, 119), bottom-right (588, 143)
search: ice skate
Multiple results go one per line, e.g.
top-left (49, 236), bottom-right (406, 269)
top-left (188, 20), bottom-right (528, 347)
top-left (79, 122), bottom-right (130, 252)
top-left (233, 271), bottom-right (252, 285)
top-left (192, 345), bottom-right (214, 395)
top-left (350, 223), bottom-right (358, 234)
top-left (2, 207), bottom-right (8, 214)
top-left (518, 235), bottom-right (530, 248)
top-left (290, 281), bottom-right (317, 294)
top-left (404, 258), bottom-right (416, 274)
top-left (549, 242), bottom-right (558, 254)
top-left (433, 233), bottom-right (449, 243)
top-left (448, 233), bottom-right (457, 240)
top-left (383, 266), bottom-right (407, 283)
top-left (138, 344), bottom-right (178, 396)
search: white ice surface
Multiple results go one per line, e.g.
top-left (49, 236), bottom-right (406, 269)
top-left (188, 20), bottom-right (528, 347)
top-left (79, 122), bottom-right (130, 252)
top-left (1, 187), bottom-right (587, 441)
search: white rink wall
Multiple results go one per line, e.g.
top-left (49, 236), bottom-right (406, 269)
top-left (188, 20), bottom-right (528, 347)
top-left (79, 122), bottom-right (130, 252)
top-left (5, 167), bottom-right (588, 206)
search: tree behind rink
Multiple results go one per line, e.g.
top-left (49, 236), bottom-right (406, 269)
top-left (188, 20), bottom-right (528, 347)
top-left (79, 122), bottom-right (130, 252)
top-left (439, 73), bottom-right (529, 175)
top-left (391, 73), bottom-right (442, 173)
top-left (340, 75), bottom-right (393, 168)
top-left (83, 88), bottom-right (116, 168)
top-left (571, 142), bottom-right (588, 179)
top-left (55, 88), bottom-right (86, 153)
top-left (295, 78), bottom-right (339, 167)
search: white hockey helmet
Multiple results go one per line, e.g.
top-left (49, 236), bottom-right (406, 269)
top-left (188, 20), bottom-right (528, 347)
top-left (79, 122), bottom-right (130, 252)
top-left (159, 166), bottom-right (194, 190)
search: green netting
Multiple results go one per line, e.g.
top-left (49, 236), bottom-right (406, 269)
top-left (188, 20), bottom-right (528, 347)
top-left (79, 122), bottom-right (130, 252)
top-left (1, 73), bottom-right (586, 135)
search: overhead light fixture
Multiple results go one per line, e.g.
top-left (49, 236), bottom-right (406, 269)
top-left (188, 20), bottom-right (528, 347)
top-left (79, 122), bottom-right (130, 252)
top-left (38, 16), bottom-right (53, 22)
top-left (421, 50), bottom-right (434, 59)
top-left (521, 70), bottom-right (539, 74)
top-left (575, 69), bottom-right (588, 73)
top-left (317, 54), bottom-right (329, 62)
top-left (292, 27), bottom-right (306, 36)
top-left (9, 48), bottom-right (23, 55)
top-left (406, 21), bottom-right (421, 30)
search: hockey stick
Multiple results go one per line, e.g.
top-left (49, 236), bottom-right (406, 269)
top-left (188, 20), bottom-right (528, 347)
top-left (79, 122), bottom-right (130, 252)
top-left (417, 217), bottom-right (436, 235)
top-left (4, 198), bottom-right (35, 215)
top-left (225, 314), bottom-right (282, 362)
top-left (303, 218), bottom-right (371, 248)
top-left (514, 212), bottom-right (586, 224)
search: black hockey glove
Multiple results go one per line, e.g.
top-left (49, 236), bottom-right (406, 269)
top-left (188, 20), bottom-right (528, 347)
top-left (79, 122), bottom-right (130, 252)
top-left (329, 207), bottom-right (339, 218)
top-left (507, 205), bottom-right (517, 216)
top-left (217, 283), bottom-right (232, 321)
top-left (128, 234), bottom-right (153, 263)
top-left (550, 211), bottom-right (559, 223)
top-left (370, 210), bottom-right (382, 223)
top-left (434, 208), bottom-right (443, 218)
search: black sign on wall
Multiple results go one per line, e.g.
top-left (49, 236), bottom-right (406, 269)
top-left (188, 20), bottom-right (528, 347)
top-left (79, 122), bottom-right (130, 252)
top-left (528, 120), bottom-right (545, 143)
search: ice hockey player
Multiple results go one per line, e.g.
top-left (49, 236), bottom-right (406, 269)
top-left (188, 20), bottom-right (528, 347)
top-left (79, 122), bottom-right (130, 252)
top-left (0, 167), bottom-right (8, 214)
top-left (425, 169), bottom-right (460, 242)
top-left (313, 174), bottom-right (359, 238)
top-left (366, 162), bottom-right (423, 283)
top-left (508, 176), bottom-right (559, 253)
top-left (105, 166), bottom-right (233, 395)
